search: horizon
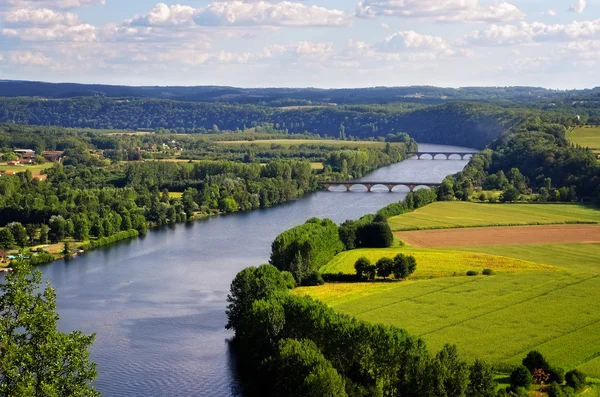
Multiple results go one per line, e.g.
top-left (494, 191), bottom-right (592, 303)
top-left (0, 1), bottom-right (599, 89)
top-left (2, 79), bottom-right (600, 92)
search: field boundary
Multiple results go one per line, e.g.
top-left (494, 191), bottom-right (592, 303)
top-left (393, 220), bottom-right (599, 232)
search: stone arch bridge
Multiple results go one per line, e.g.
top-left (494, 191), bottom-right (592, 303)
top-left (317, 181), bottom-right (440, 193)
top-left (408, 151), bottom-right (477, 160)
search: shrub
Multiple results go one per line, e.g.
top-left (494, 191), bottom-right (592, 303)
top-left (565, 369), bottom-right (586, 391)
top-left (548, 382), bottom-right (575, 397)
top-left (510, 366), bottom-right (532, 389)
top-left (548, 366), bottom-right (565, 384)
top-left (482, 268), bottom-right (495, 276)
top-left (466, 270), bottom-right (479, 276)
top-left (302, 272), bottom-right (325, 286)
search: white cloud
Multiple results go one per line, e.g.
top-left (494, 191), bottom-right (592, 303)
top-left (380, 23), bottom-right (389, 29)
top-left (569, 0), bottom-right (587, 13)
top-left (126, 3), bottom-right (196, 27)
top-left (9, 51), bottom-right (51, 65)
top-left (461, 20), bottom-right (600, 46)
top-left (563, 40), bottom-right (600, 60)
top-left (377, 31), bottom-right (453, 54)
top-left (193, 1), bottom-right (350, 27)
top-left (4, 7), bottom-right (81, 26)
top-left (4, 0), bottom-right (105, 9)
top-left (355, 0), bottom-right (525, 24)
top-left (544, 9), bottom-right (557, 17)
top-left (4, 23), bottom-right (97, 41)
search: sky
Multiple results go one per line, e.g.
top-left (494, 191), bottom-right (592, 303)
top-left (0, 0), bottom-right (599, 89)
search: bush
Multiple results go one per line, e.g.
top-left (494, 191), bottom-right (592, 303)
top-left (548, 366), bottom-right (565, 384)
top-left (302, 272), bottom-right (325, 286)
top-left (466, 270), bottom-right (479, 276)
top-left (565, 369), bottom-right (586, 391)
top-left (482, 268), bottom-right (495, 276)
top-left (392, 253), bottom-right (417, 279)
top-left (548, 382), bottom-right (575, 397)
top-left (510, 365), bottom-right (532, 389)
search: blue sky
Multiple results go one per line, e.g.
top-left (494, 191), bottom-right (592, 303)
top-left (0, 0), bottom-right (599, 88)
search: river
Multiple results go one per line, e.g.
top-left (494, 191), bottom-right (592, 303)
top-left (15, 143), bottom-right (474, 397)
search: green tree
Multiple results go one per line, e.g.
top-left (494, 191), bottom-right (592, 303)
top-left (467, 359), bottom-right (497, 397)
top-left (427, 344), bottom-right (470, 397)
top-left (73, 215), bottom-right (90, 241)
top-left (500, 186), bottom-right (520, 202)
top-left (522, 351), bottom-right (549, 374)
top-left (219, 197), bottom-right (238, 213)
top-left (393, 253), bottom-right (417, 280)
top-left (263, 338), bottom-right (347, 397)
top-left (39, 224), bottom-right (50, 244)
top-left (25, 224), bottom-right (39, 245)
top-left (565, 369), bottom-right (586, 392)
top-left (0, 228), bottom-right (16, 249)
top-left (7, 222), bottom-right (28, 247)
top-left (510, 365), bottom-right (532, 389)
top-left (376, 257), bottom-right (393, 279)
top-left (354, 256), bottom-right (371, 279)
top-left (0, 262), bottom-right (99, 396)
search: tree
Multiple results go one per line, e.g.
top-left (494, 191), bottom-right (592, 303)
top-left (393, 254), bottom-right (417, 280)
top-left (468, 359), bottom-right (497, 397)
top-left (354, 256), bottom-right (371, 279)
top-left (7, 222), bottom-right (28, 247)
top-left (25, 224), bottom-right (39, 245)
top-left (263, 338), bottom-right (347, 397)
top-left (510, 365), bottom-right (532, 389)
top-left (49, 215), bottom-right (67, 243)
top-left (565, 369), bottom-right (586, 392)
top-left (63, 241), bottom-right (73, 259)
top-left (39, 224), bottom-right (50, 244)
top-left (427, 344), bottom-right (470, 397)
top-left (73, 215), bottom-right (90, 241)
top-left (0, 262), bottom-right (99, 396)
top-left (0, 229), bottom-right (15, 249)
top-left (376, 257), bottom-right (393, 279)
top-left (500, 186), bottom-right (520, 202)
top-left (356, 222), bottom-right (394, 248)
top-left (522, 350), bottom-right (549, 374)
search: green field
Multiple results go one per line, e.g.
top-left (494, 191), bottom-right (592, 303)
top-left (569, 126), bottom-right (600, 149)
top-left (321, 247), bottom-right (557, 279)
top-left (388, 202), bottom-right (600, 231)
top-left (296, 242), bottom-right (600, 377)
top-left (0, 162), bottom-right (54, 177)
top-left (215, 139), bottom-right (395, 149)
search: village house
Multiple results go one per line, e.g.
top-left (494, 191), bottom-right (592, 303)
top-left (14, 149), bottom-right (35, 160)
top-left (42, 150), bottom-right (65, 162)
top-left (7, 160), bottom-right (20, 166)
top-left (0, 250), bottom-right (8, 263)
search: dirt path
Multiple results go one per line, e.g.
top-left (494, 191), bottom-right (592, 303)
top-left (395, 224), bottom-right (600, 248)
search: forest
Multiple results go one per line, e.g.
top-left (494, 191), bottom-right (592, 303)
top-left (0, 97), bottom-right (588, 148)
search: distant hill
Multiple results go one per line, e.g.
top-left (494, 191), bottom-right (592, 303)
top-left (2, 80), bottom-right (599, 105)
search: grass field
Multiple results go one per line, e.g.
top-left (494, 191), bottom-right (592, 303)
top-left (0, 162), bottom-right (54, 178)
top-left (215, 139), bottom-right (395, 149)
top-left (297, 242), bottom-right (600, 377)
top-left (320, 248), bottom-right (557, 279)
top-left (388, 202), bottom-right (600, 231)
top-left (569, 126), bottom-right (600, 149)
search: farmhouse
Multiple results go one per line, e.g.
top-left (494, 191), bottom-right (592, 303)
top-left (42, 151), bottom-right (65, 162)
top-left (14, 149), bottom-right (35, 160)
top-left (7, 160), bottom-right (20, 166)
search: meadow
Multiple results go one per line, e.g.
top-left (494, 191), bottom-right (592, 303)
top-left (320, 247), bottom-right (557, 278)
top-left (388, 201), bottom-right (600, 231)
top-left (0, 162), bottom-right (53, 178)
top-left (296, 242), bottom-right (600, 377)
top-left (569, 126), bottom-right (600, 149)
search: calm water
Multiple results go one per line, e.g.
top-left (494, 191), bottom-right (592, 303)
top-left (8, 144), bottom-right (474, 397)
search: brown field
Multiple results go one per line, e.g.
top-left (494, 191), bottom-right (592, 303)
top-left (396, 224), bottom-right (600, 248)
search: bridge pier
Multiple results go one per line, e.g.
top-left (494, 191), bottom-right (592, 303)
top-left (364, 184), bottom-right (374, 192)
top-left (407, 185), bottom-right (416, 192)
top-left (344, 183), bottom-right (353, 192)
top-left (386, 184), bottom-right (395, 192)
